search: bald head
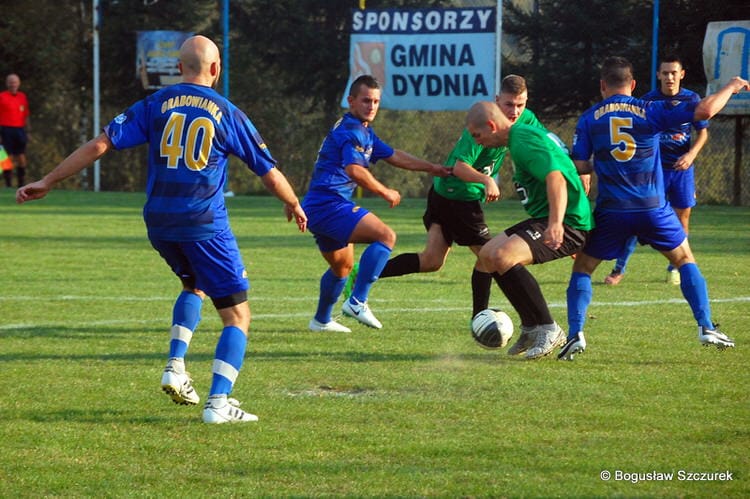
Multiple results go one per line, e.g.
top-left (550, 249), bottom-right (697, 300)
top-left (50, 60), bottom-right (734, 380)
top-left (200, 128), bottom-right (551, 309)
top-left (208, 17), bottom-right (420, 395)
top-left (179, 35), bottom-right (221, 87)
top-left (467, 101), bottom-right (507, 128)
top-left (6, 74), bottom-right (20, 94)
top-left (466, 101), bottom-right (511, 148)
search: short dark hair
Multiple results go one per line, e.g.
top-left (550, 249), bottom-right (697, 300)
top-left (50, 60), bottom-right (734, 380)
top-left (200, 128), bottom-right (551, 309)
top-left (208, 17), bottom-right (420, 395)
top-left (500, 74), bottom-right (527, 95)
top-left (660, 54), bottom-right (683, 68)
top-left (349, 75), bottom-right (380, 97)
top-left (600, 56), bottom-right (633, 87)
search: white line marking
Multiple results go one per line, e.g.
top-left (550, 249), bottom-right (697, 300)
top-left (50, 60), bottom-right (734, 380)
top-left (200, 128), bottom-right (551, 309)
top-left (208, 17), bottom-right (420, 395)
top-left (1, 297), bottom-right (748, 331)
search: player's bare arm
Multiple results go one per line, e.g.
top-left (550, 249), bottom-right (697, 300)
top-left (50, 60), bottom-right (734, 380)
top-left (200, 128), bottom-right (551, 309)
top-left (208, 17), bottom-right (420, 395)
top-left (345, 163), bottom-right (401, 208)
top-left (573, 159), bottom-right (593, 175)
top-left (16, 133), bottom-right (112, 204)
top-left (385, 149), bottom-right (451, 177)
top-left (260, 167), bottom-right (307, 232)
top-left (694, 76), bottom-right (750, 121)
top-left (543, 170), bottom-right (567, 250)
top-left (452, 160), bottom-right (500, 202)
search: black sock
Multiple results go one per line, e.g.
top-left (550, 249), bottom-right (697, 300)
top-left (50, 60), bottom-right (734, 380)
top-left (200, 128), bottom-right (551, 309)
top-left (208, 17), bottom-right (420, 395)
top-left (493, 264), bottom-right (553, 327)
top-left (16, 167), bottom-right (25, 187)
top-left (379, 253), bottom-right (420, 278)
top-left (471, 269), bottom-right (492, 317)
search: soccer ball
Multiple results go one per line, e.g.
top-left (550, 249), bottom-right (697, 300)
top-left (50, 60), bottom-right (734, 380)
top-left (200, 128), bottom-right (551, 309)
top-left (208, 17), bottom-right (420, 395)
top-left (471, 308), bottom-right (514, 349)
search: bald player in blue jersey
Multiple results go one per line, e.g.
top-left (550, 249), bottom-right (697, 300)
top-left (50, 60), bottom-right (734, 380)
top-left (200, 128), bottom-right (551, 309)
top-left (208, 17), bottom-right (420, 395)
top-left (303, 75), bottom-right (448, 332)
top-left (16, 35), bottom-right (308, 423)
top-left (558, 56), bottom-right (747, 360)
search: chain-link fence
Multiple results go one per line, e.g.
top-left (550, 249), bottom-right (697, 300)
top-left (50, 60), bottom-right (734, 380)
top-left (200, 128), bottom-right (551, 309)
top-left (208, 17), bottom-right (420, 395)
top-left (371, 111), bottom-right (750, 207)
top-left (693, 115), bottom-right (750, 206)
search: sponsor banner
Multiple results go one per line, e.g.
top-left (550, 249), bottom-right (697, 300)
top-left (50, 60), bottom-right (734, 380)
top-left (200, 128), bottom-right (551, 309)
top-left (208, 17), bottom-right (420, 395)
top-left (342, 7), bottom-right (496, 111)
top-left (136, 31), bottom-right (193, 90)
top-left (703, 21), bottom-right (750, 115)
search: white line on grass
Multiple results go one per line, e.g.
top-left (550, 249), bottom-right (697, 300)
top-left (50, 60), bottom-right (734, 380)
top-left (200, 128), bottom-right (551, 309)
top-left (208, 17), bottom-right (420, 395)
top-left (1, 296), bottom-right (748, 331)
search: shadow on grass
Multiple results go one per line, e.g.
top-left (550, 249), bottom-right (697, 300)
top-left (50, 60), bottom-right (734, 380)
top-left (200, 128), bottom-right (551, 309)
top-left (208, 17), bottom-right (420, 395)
top-left (20, 409), bottom-right (179, 424)
top-left (0, 324), bottom-right (163, 338)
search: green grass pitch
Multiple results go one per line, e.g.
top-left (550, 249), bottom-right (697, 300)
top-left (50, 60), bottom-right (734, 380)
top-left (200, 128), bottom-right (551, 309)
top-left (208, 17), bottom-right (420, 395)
top-left (0, 189), bottom-right (748, 497)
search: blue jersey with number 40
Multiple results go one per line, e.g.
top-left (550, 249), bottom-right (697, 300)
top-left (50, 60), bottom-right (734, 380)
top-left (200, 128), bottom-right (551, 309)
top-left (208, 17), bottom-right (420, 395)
top-left (105, 82), bottom-right (276, 241)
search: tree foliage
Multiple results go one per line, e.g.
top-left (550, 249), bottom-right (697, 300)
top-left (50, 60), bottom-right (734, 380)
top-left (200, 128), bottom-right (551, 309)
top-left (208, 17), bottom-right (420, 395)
top-left (503, 0), bottom-right (750, 119)
top-left (1, 0), bottom-right (747, 193)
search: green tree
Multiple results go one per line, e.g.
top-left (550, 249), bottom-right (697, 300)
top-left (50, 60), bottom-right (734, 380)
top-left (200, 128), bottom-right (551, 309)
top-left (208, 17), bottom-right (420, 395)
top-left (503, 0), bottom-right (750, 119)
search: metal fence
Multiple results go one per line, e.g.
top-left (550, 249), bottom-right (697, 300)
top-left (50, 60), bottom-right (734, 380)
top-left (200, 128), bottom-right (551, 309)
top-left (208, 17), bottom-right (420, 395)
top-left (492, 114), bottom-right (750, 207)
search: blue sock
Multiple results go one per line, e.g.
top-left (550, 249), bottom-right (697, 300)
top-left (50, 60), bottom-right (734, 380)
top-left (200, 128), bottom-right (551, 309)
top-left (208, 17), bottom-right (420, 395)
top-left (352, 241), bottom-right (392, 303)
top-left (210, 326), bottom-right (247, 396)
top-left (315, 269), bottom-right (347, 323)
top-left (169, 291), bottom-right (203, 358)
top-left (567, 272), bottom-right (592, 340)
top-left (614, 236), bottom-right (637, 274)
top-left (678, 263), bottom-right (712, 329)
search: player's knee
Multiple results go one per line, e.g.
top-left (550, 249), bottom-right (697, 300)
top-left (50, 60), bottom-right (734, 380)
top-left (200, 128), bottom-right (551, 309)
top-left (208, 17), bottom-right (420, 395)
top-left (380, 227), bottom-right (397, 248)
top-left (215, 298), bottom-right (251, 333)
top-left (419, 254), bottom-right (444, 272)
top-left (477, 246), bottom-right (499, 272)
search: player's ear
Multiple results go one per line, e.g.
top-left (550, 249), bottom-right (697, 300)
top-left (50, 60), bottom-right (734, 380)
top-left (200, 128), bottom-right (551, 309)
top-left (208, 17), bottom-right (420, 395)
top-left (178, 62), bottom-right (184, 75)
top-left (630, 79), bottom-right (636, 92)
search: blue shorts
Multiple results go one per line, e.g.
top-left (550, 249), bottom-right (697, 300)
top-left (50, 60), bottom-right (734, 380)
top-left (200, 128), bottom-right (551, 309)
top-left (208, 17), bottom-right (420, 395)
top-left (150, 228), bottom-right (249, 299)
top-left (302, 196), bottom-right (370, 252)
top-left (0, 127), bottom-right (27, 155)
top-left (662, 167), bottom-right (696, 209)
top-left (583, 205), bottom-right (686, 261)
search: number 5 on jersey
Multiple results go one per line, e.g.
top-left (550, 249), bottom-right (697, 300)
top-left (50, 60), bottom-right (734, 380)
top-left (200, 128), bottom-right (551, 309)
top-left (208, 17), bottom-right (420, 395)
top-left (160, 112), bottom-right (216, 170)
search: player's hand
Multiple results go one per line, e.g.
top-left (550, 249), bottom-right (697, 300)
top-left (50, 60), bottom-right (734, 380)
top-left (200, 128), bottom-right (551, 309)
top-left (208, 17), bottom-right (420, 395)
top-left (484, 178), bottom-right (500, 203)
top-left (16, 181), bottom-right (50, 204)
top-left (579, 174), bottom-right (592, 195)
top-left (284, 203), bottom-right (307, 232)
top-left (431, 164), bottom-right (452, 177)
top-left (382, 188), bottom-right (401, 208)
top-left (543, 223), bottom-right (564, 250)
top-left (673, 153), bottom-right (693, 171)
top-left (729, 76), bottom-right (750, 93)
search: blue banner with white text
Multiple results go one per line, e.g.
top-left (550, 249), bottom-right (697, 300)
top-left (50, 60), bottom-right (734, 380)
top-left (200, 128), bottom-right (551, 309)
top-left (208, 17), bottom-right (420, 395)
top-left (341, 7), bottom-right (496, 111)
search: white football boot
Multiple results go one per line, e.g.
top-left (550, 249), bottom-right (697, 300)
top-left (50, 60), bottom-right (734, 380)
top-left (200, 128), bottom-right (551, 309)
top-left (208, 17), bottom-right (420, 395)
top-left (202, 395), bottom-right (258, 424)
top-left (557, 332), bottom-right (587, 361)
top-left (698, 325), bottom-right (735, 350)
top-left (309, 318), bottom-right (351, 333)
top-left (525, 322), bottom-right (566, 360)
top-left (161, 358), bottom-right (200, 405)
top-left (342, 297), bottom-right (382, 329)
top-left (507, 325), bottom-right (536, 356)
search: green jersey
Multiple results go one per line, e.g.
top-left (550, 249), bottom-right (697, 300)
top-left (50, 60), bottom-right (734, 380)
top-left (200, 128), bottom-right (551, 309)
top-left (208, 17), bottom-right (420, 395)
top-left (508, 124), bottom-right (593, 231)
top-left (434, 108), bottom-right (544, 202)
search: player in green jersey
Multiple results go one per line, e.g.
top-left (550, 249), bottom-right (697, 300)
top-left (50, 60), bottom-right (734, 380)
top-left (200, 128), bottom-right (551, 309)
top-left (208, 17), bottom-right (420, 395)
top-left (371, 75), bottom-right (546, 324)
top-left (466, 101), bottom-right (593, 360)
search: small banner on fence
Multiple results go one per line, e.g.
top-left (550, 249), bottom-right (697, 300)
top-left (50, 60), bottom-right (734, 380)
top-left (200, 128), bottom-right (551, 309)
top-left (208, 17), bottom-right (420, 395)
top-left (136, 31), bottom-right (193, 91)
top-left (341, 7), bottom-right (496, 111)
top-left (0, 146), bottom-right (12, 171)
top-left (703, 21), bottom-right (750, 115)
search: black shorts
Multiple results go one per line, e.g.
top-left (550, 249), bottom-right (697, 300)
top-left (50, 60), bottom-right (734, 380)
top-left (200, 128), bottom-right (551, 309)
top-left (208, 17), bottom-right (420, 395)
top-left (0, 127), bottom-right (27, 155)
top-left (422, 187), bottom-right (491, 247)
top-left (505, 218), bottom-right (589, 264)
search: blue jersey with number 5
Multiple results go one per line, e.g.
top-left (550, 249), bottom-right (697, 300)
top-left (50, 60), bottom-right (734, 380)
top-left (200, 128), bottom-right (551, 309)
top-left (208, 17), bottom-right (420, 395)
top-left (571, 94), bottom-right (695, 212)
top-left (105, 82), bottom-right (276, 241)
